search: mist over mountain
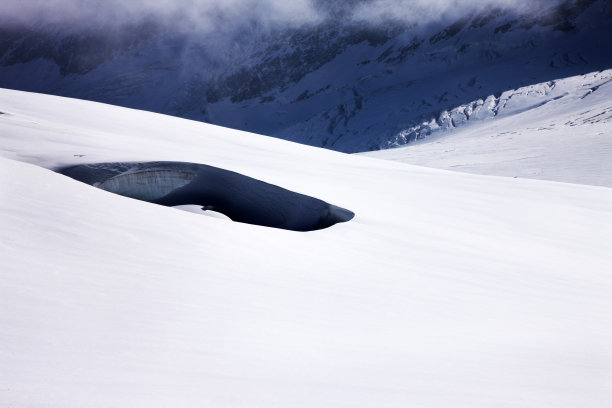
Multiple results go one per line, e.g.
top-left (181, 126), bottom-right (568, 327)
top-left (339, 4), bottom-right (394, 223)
top-left (1, 0), bottom-right (611, 152)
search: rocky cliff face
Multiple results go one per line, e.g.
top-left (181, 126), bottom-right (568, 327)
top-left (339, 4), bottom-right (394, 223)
top-left (1, 0), bottom-right (611, 152)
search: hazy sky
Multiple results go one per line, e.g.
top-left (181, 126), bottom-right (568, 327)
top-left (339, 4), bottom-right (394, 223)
top-left (0, 0), bottom-right (319, 27)
top-left (0, 0), bottom-right (562, 30)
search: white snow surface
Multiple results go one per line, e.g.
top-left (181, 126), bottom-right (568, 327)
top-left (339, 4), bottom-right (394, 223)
top-left (1, 87), bottom-right (612, 407)
top-left (365, 70), bottom-right (612, 187)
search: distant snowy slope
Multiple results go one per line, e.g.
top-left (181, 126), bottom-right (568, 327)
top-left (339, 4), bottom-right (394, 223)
top-left (1, 89), bottom-right (612, 408)
top-left (365, 70), bottom-right (612, 187)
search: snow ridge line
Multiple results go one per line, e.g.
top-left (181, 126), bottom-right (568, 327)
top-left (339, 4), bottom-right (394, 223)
top-left (385, 70), bottom-right (612, 149)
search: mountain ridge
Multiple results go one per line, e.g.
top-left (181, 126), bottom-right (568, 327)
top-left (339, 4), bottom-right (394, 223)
top-left (1, 0), bottom-right (611, 152)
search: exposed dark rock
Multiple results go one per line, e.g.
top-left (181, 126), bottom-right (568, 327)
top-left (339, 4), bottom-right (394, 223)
top-left (0, 20), bottom-right (158, 75)
top-left (429, 16), bottom-right (471, 44)
top-left (206, 24), bottom-right (400, 104)
top-left (470, 7), bottom-right (507, 28)
top-left (494, 22), bottom-right (515, 34)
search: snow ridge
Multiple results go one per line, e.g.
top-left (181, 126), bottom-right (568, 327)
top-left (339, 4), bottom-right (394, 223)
top-left (386, 70), bottom-right (611, 148)
top-left (366, 69), bottom-right (612, 187)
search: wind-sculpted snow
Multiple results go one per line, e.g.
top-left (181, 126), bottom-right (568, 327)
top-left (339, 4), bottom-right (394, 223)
top-left (1, 88), bottom-right (612, 408)
top-left (59, 161), bottom-right (354, 231)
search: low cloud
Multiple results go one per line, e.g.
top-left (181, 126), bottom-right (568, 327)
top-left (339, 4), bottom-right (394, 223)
top-left (349, 0), bottom-right (564, 25)
top-left (0, 0), bottom-right (321, 30)
top-left (1, 0), bottom-right (565, 32)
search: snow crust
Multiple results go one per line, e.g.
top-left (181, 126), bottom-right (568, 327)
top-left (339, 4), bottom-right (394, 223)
top-left (1, 87), bottom-right (612, 407)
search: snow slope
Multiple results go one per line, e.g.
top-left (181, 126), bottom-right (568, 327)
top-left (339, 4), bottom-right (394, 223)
top-left (366, 69), bottom-right (612, 187)
top-left (1, 89), bottom-right (612, 407)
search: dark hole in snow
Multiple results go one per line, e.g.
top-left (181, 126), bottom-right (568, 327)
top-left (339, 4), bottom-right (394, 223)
top-left (58, 161), bottom-right (354, 231)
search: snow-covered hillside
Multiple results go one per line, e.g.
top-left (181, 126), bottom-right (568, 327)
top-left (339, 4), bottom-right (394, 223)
top-left (1, 89), bottom-right (612, 407)
top-left (2, 0), bottom-right (611, 151)
top-left (365, 69), bottom-right (612, 187)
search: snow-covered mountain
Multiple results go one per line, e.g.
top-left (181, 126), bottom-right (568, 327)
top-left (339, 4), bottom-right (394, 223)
top-left (365, 69), bottom-right (612, 186)
top-left (1, 0), bottom-right (611, 152)
top-left (2, 86), bottom-right (612, 408)
top-left (3, 1), bottom-right (611, 405)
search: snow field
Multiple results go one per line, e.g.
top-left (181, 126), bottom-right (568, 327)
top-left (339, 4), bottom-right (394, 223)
top-left (1, 87), bottom-right (612, 407)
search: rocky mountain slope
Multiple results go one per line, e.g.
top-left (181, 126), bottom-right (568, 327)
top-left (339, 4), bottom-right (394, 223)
top-left (1, 0), bottom-right (611, 152)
